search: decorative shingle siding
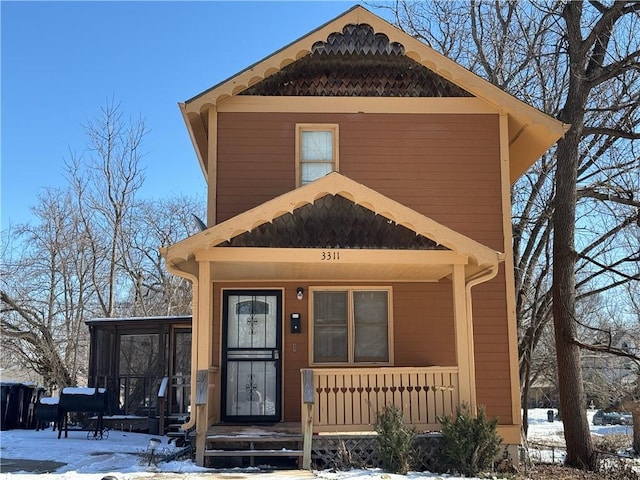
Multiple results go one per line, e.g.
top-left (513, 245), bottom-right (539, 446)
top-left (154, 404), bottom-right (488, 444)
top-left (312, 23), bottom-right (406, 55)
top-left (219, 194), bottom-right (447, 250)
top-left (241, 24), bottom-right (472, 98)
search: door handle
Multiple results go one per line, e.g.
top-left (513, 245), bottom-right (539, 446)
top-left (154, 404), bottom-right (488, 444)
top-left (273, 350), bottom-right (280, 360)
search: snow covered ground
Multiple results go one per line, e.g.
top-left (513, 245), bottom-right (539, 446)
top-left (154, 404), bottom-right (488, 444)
top-left (0, 409), bottom-right (635, 479)
top-left (526, 408), bottom-right (634, 465)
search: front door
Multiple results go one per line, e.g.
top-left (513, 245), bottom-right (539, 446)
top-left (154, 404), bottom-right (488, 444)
top-left (221, 290), bottom-right (282, 423)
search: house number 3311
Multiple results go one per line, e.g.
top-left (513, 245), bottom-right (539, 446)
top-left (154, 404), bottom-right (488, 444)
top-left (321, 251), bottom-right (340, 261)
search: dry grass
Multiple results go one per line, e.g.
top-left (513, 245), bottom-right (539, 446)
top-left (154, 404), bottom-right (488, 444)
top-left (521, 464), bottom-right (607, 479)
top-left (519, 455), bottom-right (640, 480)
top-left (521, 433), bottom-right (638, 479)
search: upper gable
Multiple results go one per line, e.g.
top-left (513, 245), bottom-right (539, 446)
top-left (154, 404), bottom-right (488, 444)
top-left (240, 24), bottom-right (472, 98)
top-left (180, 5), bottom-right (567, 184)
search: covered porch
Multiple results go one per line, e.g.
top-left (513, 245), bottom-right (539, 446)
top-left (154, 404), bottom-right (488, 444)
top-left (161, 173), bottom-right (505, 467)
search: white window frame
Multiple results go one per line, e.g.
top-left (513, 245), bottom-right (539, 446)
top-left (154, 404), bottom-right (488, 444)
top-left (295, 124), bottom-right (339, 187)
top-left (309, 286), bottom-right (393, 366)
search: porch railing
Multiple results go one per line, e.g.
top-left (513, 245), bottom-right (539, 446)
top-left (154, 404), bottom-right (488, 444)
top-left (301, 366), bottom-right (459, 469)
top-left (301, 367), bottom-right (459, 433)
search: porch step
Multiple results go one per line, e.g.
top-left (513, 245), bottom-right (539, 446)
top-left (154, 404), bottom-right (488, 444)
top-left (205, 434), bottom-right (302, 442)
top-left (204, 449), bottom-right (303, 457)
top-left (204, 431), bottom-right (303, 466)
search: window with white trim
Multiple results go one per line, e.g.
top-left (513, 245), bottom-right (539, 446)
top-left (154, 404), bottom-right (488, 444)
top-left (296, 124), bottom-right (338, 186)
top-left (311, 288), bottom-right (391, 364)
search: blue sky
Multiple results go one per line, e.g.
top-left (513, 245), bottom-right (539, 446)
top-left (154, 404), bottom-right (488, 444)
top-left (1, 1), bottom-right (390, 231)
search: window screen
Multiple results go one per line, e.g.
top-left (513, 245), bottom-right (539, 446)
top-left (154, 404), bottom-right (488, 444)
top-left (312, 289), bottom-right (390, 364)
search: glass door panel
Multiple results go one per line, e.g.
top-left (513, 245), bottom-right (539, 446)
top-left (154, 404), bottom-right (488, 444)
top-left (222, 291), bottom-right (281, 422)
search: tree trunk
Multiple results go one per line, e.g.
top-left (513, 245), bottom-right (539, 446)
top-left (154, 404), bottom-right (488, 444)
top-left (633, 407), bottom-right (640, 454)
top-left (521, 360), bottom-right (531, 435)
top-left (552, 123), bottom-right (595, 469)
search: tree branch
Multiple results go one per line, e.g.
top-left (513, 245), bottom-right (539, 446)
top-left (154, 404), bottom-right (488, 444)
top-left (586, 98), bottom-right (640, 113)
top-left (582, 126), bottom-right (640, 141)
top-left (577, 188), bottom-right (640, 207)
top-left (577, 252), bottom-right (640, 282)
top-left (0, 290), bottom-right (43, 329)
top-left (0, 325), bottom-right (39, 344)
top-left (587, 49), bottom-right (640, 88)
top-left (573, 337), bottom-right (640, 363)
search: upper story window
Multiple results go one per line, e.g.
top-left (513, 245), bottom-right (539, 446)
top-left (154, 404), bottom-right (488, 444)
top-left (311, 287), bottom-right (391, 365)
top-left (296, 124), bottom-right (339, 186)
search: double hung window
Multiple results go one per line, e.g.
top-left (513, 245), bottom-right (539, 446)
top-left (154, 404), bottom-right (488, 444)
top-left (296, 124), bottom-right (338, 186)
top-left (311, 288), bottom-right (391, 364)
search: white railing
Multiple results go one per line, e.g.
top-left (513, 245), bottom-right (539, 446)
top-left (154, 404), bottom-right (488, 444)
top-left (301, 366), bottom-right (459, 433)
top-left (300, 366), bottom-right (459, 469)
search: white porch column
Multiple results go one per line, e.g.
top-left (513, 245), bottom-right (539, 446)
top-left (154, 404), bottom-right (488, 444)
top-left (195, 260), bottom-right (212, 466)
top-left (452, 263), bottom-right (476, 411)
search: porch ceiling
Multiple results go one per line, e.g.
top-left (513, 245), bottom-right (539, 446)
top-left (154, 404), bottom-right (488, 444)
top-left (209, 262), bottom-right (452, 282)
top-left (197, 247), bottom-right (470, 282)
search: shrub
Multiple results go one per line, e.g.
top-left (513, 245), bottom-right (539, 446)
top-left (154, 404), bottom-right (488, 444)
top-left (374, 404), bottom-right (416, 474)
top-left (438, 404), bottom-right (502, 477)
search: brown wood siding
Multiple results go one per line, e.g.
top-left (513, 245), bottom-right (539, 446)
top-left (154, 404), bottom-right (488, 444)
top-left (216, 112), bottom-right (503, 250)
top-left (216, 115), bottom-right (296, 223)
top-left (472, 268), bottom-right (513, 423)
top-left (214, 111), bottom-right (512, 424)
top-left (393, 282), bottom-right (456, 366)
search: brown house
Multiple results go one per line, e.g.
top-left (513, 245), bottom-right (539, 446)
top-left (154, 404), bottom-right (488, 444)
top-left (161, 6), bottom-right (566, 467)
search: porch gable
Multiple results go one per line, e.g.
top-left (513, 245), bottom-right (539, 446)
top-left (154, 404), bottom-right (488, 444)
top-left (161, 172), bottom-right (502, 278)
top-left (219, 194), bottom-right (448, 250)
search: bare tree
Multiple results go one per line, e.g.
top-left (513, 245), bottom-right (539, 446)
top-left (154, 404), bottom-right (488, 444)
top-left (552, 2), bottom-right (639, 468)
top-left (66, 98), bottom-right (147, 318)
top-left (1, 189), bottom-right (92, 389)
top-left (382, 0), bottom-right (640, 469)
top-left (119, 196), bottom-right (203, 316)
top-left (618, 280), bottom-right (640, 454)
top-left (1, 100), bottom-right (203, 389)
